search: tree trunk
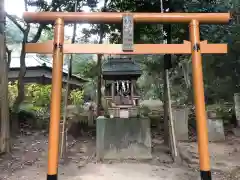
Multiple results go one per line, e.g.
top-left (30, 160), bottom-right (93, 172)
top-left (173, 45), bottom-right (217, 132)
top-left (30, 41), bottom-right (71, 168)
top-left (6, 0), bottom-right (54, 117)
top-left (96, 0), bottom-right (109, 116)
top-left (12, 30), bottom-right (29, 112)
top-left (0, 0), bottom-right (11, 153)
top-left (13, 43), bottom-right (26, 112)
top-left (96, 54), bottom-right (103, 116)
top-left (10, 0), bottom-right (43, 113)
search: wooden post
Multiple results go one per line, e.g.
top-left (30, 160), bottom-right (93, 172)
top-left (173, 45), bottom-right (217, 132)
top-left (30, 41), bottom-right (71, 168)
top-left (111, 82), bottom-right (114, 100)
top-left (47, 18), bottom-right (64, 180)
top-left (131, 81), bottom-right (134, 104)
top-left (162, 0), bottom-right (179, 163)
top-left (0, 0), bottom-right (10, 153)
top-left (190, 19), bottom-right (211, 180)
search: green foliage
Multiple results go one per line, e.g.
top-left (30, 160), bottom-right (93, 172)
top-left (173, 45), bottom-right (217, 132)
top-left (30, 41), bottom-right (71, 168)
top-left (70, 89), bottom-right (84, 105)
top-left (6, 19), bottom-right (23, 44)
top-left (6, 0), bottom-right (240, 124)
top-left (207, 103), bottom-right (233, 120)
top-left (139, 105), bottom-right (151, 117)
top-left (26, 84), bottom-right (52, 107)
top-left (9, 82), bottom-right (51, 116)
top-left (8, 81), bottom-right (84, 117)
top-left (71, 55), bottom-right (98, 101)
top-left (95, 0), bottom-right (240, 107)
top-left (28, 0), bottom-right (98, 12)
top-left (83, 80), bottom-right (97, 101)
top-left (8, 81), bottom-right (18, 107)
top-left (72, 55), bottom-right (98, 79)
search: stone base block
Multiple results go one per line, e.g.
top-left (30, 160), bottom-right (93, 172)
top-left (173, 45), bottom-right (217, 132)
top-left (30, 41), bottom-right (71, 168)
top-left (173, 108), bottom-right (189, 141)
top-left (96, 116), bottom-right (152, 160)
top-left (233, 128), bottom-right (240, 137)
top-left (208, 119), bottom-right (225, 142)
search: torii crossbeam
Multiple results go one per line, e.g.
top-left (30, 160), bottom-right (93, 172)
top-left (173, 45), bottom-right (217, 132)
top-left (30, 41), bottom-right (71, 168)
top-left (23, 12), bottom-right (230, 180)
top-left (25, 40), bottom-right (227, 54)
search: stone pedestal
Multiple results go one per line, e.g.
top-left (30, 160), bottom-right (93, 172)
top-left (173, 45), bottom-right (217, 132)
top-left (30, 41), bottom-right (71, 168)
top-left (96, 116), bottom-right (152, 160)
top-left (172, 108), bottom-right (189, 141)
top-left (208, 119), bottom-right (225, 142)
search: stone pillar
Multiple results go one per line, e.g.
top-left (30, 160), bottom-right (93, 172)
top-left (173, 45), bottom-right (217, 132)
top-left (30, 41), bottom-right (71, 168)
top-left (172, 107), bottom-right (189, 141)
top-left (96, 116), bottom-right (106, 160)
top-left (233, 93), bottom-right (240, 136)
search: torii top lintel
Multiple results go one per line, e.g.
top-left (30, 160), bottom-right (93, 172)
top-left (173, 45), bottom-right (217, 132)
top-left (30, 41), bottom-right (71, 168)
top-left (23, 12), bottom-right (231, 24)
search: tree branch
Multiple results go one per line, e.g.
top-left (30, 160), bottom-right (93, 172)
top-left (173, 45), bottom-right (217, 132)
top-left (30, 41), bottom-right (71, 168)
top-left (24, 0), bottom-right (28, 11)
top-left (5, 45), bottom-right (11, 54)
top-left (6, 13), bottom-right (25, 33)
top-left (28, 24), bottom-right (44, 43)
top-left (27, 0), bottom-right (60, 43)
top-left (98, 0), bottom-right (109, 44)
top-left (5, 45), bottom-right (12, 69)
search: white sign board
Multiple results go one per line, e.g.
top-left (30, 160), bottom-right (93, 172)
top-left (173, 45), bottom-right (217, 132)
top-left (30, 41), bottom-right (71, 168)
top-left (119, 110), bottom-right (129, 118)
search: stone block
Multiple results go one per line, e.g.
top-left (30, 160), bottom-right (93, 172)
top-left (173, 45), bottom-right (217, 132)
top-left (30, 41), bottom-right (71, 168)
top-left (234, 93), bottom-right (240, 127)
top-left (96, 116), bottom-right (152, 160)
top-left (208, 119), bottom-right (225, 142)
top-left (233, 128), bottom-right (240, 137)
top-left (172, 108), bottom-right (189, 141)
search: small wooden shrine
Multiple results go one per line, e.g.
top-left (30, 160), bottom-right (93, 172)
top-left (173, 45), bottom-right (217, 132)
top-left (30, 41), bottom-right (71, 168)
top-left (102, 57), bottom-right (142, 117)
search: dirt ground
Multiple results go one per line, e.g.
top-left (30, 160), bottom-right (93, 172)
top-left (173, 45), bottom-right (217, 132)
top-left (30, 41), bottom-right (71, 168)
top-left (179, 134), bottom-right (240, 180)
top-left (0, 130), bottom-right (239, 180)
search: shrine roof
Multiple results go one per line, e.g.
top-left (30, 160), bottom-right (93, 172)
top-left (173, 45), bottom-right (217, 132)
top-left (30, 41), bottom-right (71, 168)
top-left (102, 57), bottom-right (142, 76)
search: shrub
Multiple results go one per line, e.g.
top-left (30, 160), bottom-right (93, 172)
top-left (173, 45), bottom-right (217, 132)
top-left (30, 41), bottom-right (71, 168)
top-left (69, 89), bottom-right (84, 106)
top-left (8, 81), bottom-right (18, 108)
top-left (8, 82), bottom-right (84, 118)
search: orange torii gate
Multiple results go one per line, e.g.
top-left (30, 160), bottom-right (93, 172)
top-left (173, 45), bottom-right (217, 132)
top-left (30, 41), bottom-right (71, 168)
top-left (23, 12), bottom-right (230, 180)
